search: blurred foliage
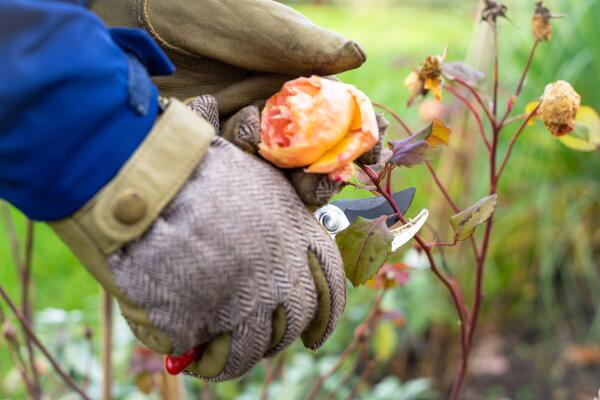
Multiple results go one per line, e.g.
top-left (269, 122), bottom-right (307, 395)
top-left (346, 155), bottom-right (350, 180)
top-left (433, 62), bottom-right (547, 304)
top-left (487, 0), bottom-right (600, 342)
top-left (2, 1), bottom-right (600, 398)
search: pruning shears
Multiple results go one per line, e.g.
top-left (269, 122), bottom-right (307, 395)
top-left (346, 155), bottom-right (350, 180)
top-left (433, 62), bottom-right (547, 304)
top-left (313, 187), bottom-right (429, 251)
top-left (165, 188), bottom-right (428, 376)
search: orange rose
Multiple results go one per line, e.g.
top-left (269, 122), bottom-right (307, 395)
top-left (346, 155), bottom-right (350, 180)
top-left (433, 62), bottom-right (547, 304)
top-left (258, 76), bottom-right (379, 182)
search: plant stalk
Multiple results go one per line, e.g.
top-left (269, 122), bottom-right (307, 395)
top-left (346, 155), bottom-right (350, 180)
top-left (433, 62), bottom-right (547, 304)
top-left (101, 290), bottom-right (113, 400)
top-left (0, 284), bottom-right (91, 399)
top-left (21, 220), bottom-right (41, 399)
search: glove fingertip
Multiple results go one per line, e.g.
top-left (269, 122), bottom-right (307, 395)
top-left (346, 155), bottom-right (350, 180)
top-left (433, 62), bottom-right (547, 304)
top-left (286, 170), bottom-right (341, 207)
top-left (268, 305), bottom-right (287, 352)
top-left (184, 334), bottom-right (231, 379)
top-left (221, 106), bottom-right (261, 154)
top-left (301, 251), bottom-right (333, 349)
top-left (185, 95), bottom-right (220, 132)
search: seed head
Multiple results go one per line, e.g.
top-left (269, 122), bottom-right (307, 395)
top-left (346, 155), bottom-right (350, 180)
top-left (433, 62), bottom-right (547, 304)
top-left (532, 1), bottom-right (553, 41)
top-left (482, 0), bottom-right (508, 25)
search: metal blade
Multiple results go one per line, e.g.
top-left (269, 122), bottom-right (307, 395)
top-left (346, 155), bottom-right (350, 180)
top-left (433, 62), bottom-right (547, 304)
top-left (331, 187), bottom-right (416, 224)
top-left (390, 209), bottom-right (429, 251)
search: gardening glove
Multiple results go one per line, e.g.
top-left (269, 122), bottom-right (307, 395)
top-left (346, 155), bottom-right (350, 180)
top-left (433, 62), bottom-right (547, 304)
top-left (50, 96), bottom-right (346, 381)
top-left (216, 100), bottom-right (391, 206)
top-left (92, 0), bottom-right (367, 118)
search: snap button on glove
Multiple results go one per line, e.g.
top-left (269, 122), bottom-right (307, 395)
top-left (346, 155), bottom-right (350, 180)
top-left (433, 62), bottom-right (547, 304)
top-left (92, 0), bottom-right (366, 117)
top-left (52, 97), bottom-right (346, 381)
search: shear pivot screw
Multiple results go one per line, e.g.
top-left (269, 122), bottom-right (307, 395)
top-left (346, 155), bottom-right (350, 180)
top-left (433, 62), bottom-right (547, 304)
top-left (322, 213), bottom-right (341, 233)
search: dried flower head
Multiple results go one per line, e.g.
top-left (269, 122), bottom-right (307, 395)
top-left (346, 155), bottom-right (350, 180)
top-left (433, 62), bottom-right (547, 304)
top-left (538, 81), bottom-right (581, 137)
top-left (259, 76), bottom-right (378, 182)
top-left (482, 0), bottom-right (508, 25)
top-left (532, 1), bottom-right (553, 41)
top-left (405, 48), bottom-right (447, 106)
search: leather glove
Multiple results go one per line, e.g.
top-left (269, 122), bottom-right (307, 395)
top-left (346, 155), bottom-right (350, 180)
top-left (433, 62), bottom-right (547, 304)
top-left (93, 0), bottom-right (381, 205)
top-left (50, 97), bottom-right (345, 380)
top-left (92, 0), bottom-right (367, 117)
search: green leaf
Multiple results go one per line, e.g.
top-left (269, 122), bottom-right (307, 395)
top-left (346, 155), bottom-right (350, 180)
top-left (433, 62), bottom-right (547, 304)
top-left (450, 194), bottom-right (498, 241)
top-left (336, 216), bottom-right (393, 287)
top-left (373, 321), bottom-right (398, 362)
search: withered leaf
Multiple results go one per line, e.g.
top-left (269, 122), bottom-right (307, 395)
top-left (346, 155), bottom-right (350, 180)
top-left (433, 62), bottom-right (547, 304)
top-left (389, 120), bottom-right (451, 167)
top-left (450, 194), bottom-right (498, 241)
top-left (442, 61), bottom-right (486, 86)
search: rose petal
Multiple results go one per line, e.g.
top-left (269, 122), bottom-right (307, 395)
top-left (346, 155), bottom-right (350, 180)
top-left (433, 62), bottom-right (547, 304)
top-left (259, 76), bottom-right (355, 168)
top-left (307, 83), bottom-right (378, 173)
top-left (328, 163), bottom-right (355, 182)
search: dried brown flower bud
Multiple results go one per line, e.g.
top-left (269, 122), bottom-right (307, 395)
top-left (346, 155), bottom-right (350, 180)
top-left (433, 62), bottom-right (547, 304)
top-left (2, 321), bottom-right (18, 343)
top-left (532, 1), bottom-right (553, 41)
top-left (539, 81), bottom-right (581, 137)
top-left (482, 0), bottom-right (508, 25)
top-left (421, 56), bottom-right (443, 81)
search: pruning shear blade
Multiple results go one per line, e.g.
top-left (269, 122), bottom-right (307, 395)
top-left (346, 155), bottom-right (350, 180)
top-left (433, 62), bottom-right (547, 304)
top-left (315, 188), bottom-right (425, 251)
top-left (390, 209), bottom-right (429, 251)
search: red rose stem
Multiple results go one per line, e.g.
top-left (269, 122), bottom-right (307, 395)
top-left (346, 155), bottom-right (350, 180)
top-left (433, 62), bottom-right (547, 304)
top-left (164, 346), bottom-right (203, 375)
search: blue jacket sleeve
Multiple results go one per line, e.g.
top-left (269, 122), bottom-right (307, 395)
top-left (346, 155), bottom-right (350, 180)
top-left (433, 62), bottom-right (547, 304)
top-left (0, 0), bottom-right (174, 221)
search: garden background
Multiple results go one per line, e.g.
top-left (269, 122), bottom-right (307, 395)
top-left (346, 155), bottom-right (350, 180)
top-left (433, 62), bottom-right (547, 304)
top-left (1, 0), bottom-right (599, 399)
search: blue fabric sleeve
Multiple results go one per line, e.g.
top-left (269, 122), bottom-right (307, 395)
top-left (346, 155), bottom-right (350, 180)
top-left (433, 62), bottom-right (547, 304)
top-left (0, 0), bottom-right (174, 221)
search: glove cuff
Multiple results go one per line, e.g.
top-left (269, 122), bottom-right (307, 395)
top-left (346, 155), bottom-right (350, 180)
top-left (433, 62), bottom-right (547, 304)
top-left (51, 98), bottom-right (214, 254)
top-left (48, 99), bottom-right (215, 352)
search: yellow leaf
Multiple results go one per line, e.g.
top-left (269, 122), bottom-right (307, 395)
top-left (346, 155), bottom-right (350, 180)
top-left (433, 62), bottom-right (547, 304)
top-left (427, 120), bottom-right (452, 147)
top-left (558, 106), bottom-right (600, 152)
top-left (525, 101), bottom-right (541, 125)
top-left (424, 78), bottom-right (443, 101)
top-left (373, 321), bottom-right (397, 362)
top-left (135, 372), bottom-right (155, 395)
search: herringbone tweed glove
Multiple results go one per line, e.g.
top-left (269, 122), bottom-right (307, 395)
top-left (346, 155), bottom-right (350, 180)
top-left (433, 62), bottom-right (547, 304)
top-left (107, 96), bottom-right (345, 380)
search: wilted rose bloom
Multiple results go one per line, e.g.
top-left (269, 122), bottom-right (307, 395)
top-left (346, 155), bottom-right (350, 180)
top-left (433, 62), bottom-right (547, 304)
top-left (259, 76), bottom-right (379, 182)
top-left (539, 81), bottom-right (581, 137)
